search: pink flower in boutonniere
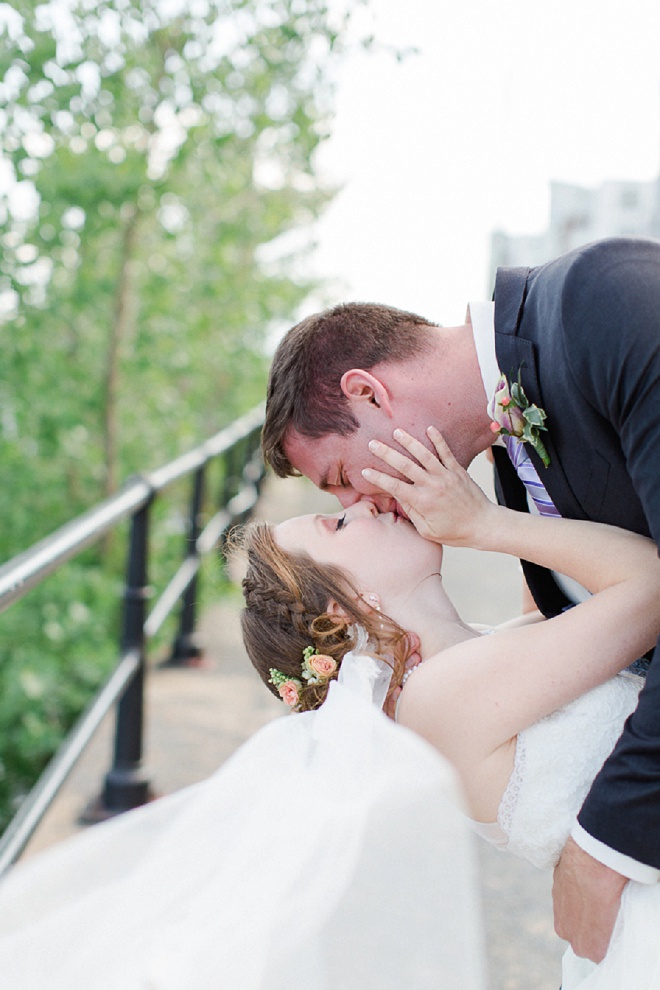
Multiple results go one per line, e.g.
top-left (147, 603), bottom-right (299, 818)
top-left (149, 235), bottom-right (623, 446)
top-left (488, 371), bottom-right (551, 467)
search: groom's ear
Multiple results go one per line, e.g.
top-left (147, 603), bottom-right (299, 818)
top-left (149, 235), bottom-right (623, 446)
top-left (339, 369), bottom-right (393, 417)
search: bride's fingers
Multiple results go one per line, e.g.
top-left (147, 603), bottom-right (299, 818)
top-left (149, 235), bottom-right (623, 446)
top-left (367, 438), bottom-right (427, 483)
top-left (426, 426), bottom-right (460, 468)
top-left (391, 429), bottom-right (446, 471)
top-left (360, 465), bottom-right (412, 504)
top-left (388, 427), bottom-right (462, 478)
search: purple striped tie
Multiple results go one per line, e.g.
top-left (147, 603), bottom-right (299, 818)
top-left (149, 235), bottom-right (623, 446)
top-left (503, 436), bottom-right (561, 518)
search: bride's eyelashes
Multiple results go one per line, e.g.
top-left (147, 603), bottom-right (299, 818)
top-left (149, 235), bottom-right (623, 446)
top-left (336, 514), bottom-right (347, 531)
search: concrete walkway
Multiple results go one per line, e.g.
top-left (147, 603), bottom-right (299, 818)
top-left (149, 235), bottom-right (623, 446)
top-left (22, 457), bottom-right (566, 989)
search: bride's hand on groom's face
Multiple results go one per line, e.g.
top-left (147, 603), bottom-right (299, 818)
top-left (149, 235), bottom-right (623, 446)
top-left (362, 427), bottom-right (494, 548)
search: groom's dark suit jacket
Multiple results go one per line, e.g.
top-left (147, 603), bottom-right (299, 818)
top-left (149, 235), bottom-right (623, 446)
top-left (492, 236), bottom-right (660, 869)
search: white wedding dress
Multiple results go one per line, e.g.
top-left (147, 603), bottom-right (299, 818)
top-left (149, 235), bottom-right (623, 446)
top-left (0, 650), bottom-right (486, 989)
top-left (1, 654), bottom-right (657, 990)
top-left (473, 669), bottom-right (660, 989)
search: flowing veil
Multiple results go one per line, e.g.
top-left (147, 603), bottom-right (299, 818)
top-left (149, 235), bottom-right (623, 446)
top-left (0, 641), bottom-right (487, 988)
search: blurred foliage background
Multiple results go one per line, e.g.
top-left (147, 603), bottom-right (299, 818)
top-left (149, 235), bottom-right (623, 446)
top-left (0, 0), bottom-right (364, 828)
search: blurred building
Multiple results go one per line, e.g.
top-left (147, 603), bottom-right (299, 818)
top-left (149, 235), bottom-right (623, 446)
top-left (489, 175), bottom-right (660, 288)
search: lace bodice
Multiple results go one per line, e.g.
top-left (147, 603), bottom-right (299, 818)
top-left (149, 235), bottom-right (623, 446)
top-left (491, 673), bottom-right (643, 869)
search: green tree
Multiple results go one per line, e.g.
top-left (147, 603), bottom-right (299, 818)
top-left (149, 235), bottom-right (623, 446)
top-left (0, 0), bottom-right (362, 828)
top-left (0, 0), bottom-right (357, 547)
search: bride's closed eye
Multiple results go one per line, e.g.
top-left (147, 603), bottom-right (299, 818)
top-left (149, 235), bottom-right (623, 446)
top-left (336, 514), bottom-right (347, 531)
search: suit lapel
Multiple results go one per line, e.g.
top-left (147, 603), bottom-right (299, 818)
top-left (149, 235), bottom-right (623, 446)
top-left (492, 266), bottom-right (529, 337)
top-left (494, 268), bottom-right (587, 521)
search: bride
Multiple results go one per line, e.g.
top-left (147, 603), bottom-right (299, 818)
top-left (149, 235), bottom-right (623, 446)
top-left (0, 429), bottom-right (658, 988)
top-left (241, 427), bottom-right (660, 989)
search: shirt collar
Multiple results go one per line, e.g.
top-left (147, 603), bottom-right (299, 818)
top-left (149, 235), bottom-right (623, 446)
top-left (467, 300), bottom-right (500, 401)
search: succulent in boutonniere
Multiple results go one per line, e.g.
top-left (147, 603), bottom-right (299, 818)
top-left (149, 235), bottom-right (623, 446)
top-left (488, 371), bottom-right (551, 467)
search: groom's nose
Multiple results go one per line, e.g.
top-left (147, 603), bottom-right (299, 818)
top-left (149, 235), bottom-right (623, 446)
top-left (365, 493), bottom-right (400, 514)
top-left (358, 492), bottom-right (400, 515)
top-left (334, 487), bottom-right (398, 514)
top-left (347, 498), bottom-right (379, 518)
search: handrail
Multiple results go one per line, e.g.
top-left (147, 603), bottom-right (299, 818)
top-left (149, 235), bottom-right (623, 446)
top-left (0, 401), bottom-right (267, 875)
top-left (0, 649), bottom-right (141, 876)
top-left (0, 481), bottom-right (152, 613)
top-left (0, 402), bottom-right (265, 614)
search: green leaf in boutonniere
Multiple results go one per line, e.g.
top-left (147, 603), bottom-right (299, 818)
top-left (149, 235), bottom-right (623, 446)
top-left (487, 370), bottom-right (551, 467)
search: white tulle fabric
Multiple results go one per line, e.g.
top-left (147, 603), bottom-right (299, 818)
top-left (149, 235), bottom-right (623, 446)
top-left (0, 645), bottom-right (486, 989)
top-left (482, 670), bottom-right (660, 989)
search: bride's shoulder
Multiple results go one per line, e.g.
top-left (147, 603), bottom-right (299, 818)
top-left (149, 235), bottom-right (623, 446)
top-left (394, 635), bottom-right (504, 750)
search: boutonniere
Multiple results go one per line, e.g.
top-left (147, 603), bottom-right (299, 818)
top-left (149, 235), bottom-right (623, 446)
top-left (488, 371), bottom-right (551, 467)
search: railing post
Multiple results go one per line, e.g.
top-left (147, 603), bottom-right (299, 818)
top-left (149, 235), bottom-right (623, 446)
top-left (222, 440), bottom-right (244, 503)
top-left (168, 464), bottom-right (205, 666)
top-left (100, 500), bottom-right (153, 815)
top-left (0, 407), bottom-right (267, 856)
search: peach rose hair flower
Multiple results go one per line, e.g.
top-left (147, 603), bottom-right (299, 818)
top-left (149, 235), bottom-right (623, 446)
top-left (268, 647), bottom-right (338, 711)
top-left (268, 668), bottom-right (302, 709)
top-left (302, 646), bottom-right (337, 685)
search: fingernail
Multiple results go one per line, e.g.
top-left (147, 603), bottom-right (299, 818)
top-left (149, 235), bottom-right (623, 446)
top-left (368, 440), bottom-right (378, 450)
top-left (362, 468), bottom-right (373, 477)
top-left (393, 429), bottom-right (403, 439)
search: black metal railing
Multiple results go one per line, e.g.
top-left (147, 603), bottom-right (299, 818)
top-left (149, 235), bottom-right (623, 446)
top-left (0, 402), bottom-right (266, 877)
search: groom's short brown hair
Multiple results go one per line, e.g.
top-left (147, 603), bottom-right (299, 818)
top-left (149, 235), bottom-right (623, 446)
top-left (262, 302), bottom-right (437, 478)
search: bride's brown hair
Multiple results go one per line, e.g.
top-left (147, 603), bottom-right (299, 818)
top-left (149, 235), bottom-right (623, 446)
top-left (238, 522), bottom-right (411, 712)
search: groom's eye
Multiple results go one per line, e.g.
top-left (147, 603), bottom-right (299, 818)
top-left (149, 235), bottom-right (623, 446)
top-left (336, 514), bottom-right (346, 531)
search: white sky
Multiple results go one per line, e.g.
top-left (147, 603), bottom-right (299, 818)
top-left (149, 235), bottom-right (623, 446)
top-left (301, 0), bottom-right (660, 326)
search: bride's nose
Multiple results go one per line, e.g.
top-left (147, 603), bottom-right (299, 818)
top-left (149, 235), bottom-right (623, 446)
top-left (347, 499), bottom-right (379, 520)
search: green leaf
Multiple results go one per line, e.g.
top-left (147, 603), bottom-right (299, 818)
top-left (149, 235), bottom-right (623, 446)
top-left (509, 382), bottom-right (528, 408)
top-left (523, 405), bottom-right (547, 428)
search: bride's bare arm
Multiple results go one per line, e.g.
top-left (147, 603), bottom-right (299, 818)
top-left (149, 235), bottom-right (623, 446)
top-left (487, 610), bottom-right (545, 631)
top-left (384, 429), bottom-right (660, 775)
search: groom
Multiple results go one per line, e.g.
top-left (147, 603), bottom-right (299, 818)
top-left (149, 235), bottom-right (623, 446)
top-left (261, 235), bottom-right (660, 962)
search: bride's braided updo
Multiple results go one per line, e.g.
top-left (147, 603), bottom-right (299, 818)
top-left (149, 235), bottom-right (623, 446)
top-left (237, 522), bottom-right (410, 712)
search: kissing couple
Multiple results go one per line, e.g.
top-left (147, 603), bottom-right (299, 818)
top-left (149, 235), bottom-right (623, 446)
top-left (0, 236), bottom-right (658, 989)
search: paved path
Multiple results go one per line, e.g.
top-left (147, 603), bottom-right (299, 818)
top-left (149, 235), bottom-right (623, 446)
top-left (24, 457), bottom-right (566, 989)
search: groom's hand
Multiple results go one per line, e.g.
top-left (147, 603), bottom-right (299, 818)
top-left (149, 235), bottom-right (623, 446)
top-left (553, 837), bottom-right (626, 962)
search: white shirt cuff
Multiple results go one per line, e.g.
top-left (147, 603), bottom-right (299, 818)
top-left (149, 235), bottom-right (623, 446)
top-left (571, 823), bottom-right (660, 884)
